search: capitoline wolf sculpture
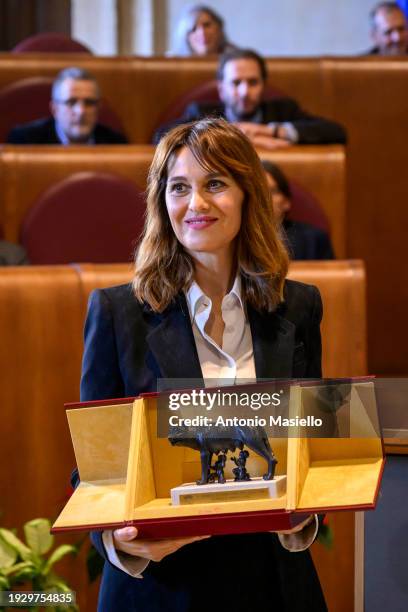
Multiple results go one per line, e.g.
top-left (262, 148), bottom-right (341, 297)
top-left (168, 424), bottom-right (277, 485)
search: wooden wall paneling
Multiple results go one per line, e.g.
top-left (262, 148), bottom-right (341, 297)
top-left (35, 0), bottom-right (71, 34)
top-left (0, 266), bottom-right (82, 527)
top-left (0, 0), bottom-right (36, 50)
top-left (288, 260), bottom-right (367, 378)
top-left (0, 264), bottom-right (98, 611)
top-left (326, 58), bottom-right (408, 375)
top-left (311, 513), bottom-right (356, 612)
top-left (0, 0), bottom-right (71, 51)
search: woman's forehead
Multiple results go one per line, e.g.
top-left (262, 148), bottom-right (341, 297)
top-left (166, 146), bottom-right (228, 178)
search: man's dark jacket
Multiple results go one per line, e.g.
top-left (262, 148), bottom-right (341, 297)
top-left (7, 117), bottom-right (128, 144)
top-left (365, 45), bottom-right (408, 54)
top-left (0, 241), bottom-right (29, 265)
top-left (153, 98), bottom-right (346, 145)
top-left (77, 280), bottom-right (327, 612)
top-left (283, 219), bottom-right (335, 260)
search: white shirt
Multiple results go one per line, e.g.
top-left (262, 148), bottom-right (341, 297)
top-left (186, 277), bottom-right (256, 385)
top-left (103, 279), bottom-right (318, 576)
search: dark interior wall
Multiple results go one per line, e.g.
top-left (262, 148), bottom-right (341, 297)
top-left (0, 0), bottom-right (71, 50)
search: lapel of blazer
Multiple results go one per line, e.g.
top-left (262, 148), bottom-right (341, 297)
top-left (143, 294), bottom-right (204, 382)
top-left (143, 295), bottom-right (295, 383)
top-left (247, 304), bottom-right (295, 380)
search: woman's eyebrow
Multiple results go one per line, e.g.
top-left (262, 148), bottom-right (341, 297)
top-left (206, 172), bottom-right (227, 179)
top-left (167, 176), bottom-right (187, 183)
top-left (167, 172), bottom-right (227, 183)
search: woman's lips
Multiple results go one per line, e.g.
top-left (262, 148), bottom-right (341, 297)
top-left (185, 217), bottom-right (217, 230)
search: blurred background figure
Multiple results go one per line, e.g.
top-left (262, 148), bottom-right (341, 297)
top-left (172, 4), bottom-right (236, 56)
top-left (261, 160), bottom-right (335, 260)
top-left (369, 1), bottom-right (408, 54)
top-left (7, 67), bottom-right (127, 145)
top-left (154, 49), bottom-right (347, 146)
top-left (0, 240), bottom-right (29, 265)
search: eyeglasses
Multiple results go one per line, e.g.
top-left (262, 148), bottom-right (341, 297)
top-left (382, 25), bottom-right (407, 37)
top-left (54, 98), bottom-right (99, 108)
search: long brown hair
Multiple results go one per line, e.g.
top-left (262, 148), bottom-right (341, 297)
top-left (133, 118), bottom-right (289, 312)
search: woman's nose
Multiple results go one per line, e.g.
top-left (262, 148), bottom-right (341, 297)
top-left (188, 190), bottom-right (210, 211)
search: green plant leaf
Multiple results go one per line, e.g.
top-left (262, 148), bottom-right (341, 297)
top-left (42, 545), bottom-right (77, 575)
top-left (24, 519), bottom-right (53, 555)
top-left (0, 529), bottom-right (32, 561)
top-left (0, 534), bottom-right (18, 568)
top-left (44, 572), bottom-right (69, 590)
top-left (2, 561), bottom-right (35, 577)
top-left (10, 565), bottom-right (36, 582)
top-left (44, 578), bottom-right (78, 611)
top-left (0, 573), bottom-right (10, 589)
top-left (317, 524), bottom-right (334, 550)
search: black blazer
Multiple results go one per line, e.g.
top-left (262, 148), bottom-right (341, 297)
top-left (153, 98), bottom-right (346, 145)
top-left (7, 117), bottom-right (128, 144)
top-left (80, 280), bottom-right (327, 612)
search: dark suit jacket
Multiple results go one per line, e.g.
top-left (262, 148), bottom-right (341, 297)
top-left (7, 117), bottom-right (128, 144)
top-left (80, 280), bottom-right (327, 612)
top-left (153, 98), bottom-right (346, 145)
top-left (365, 46), bottom-right (408, 55)
top-left (0, 240), bottom-right (29, 265)
top-left (283, 219), bottom-right (335, 260)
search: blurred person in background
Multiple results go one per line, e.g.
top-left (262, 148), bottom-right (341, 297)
top-left (369, 2), bottom-right (408, 54)
top-left (0, 241), bottom-right (29, 265)
top-left (7, 67), bottom-right (127, 145)
top-left (155, 49), bottom-right (346, 147)
top-left (262, 160), bottom-right (334, 260)
top-left (171, 4), bottom-right (236, 56)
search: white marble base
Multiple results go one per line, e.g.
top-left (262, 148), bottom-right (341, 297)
top-left (171, 475), bottom-right (287, 505)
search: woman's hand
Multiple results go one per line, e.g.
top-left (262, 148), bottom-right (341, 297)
top-left (276, 514), bottom-right (316, 536)
top-left (113, 526), bottom-right (210, 562)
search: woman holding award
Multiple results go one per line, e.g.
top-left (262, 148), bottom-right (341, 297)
top-left (81, 118), bottom-right (327, 611)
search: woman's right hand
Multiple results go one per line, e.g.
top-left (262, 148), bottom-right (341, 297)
top-left (113, 526), bottom-right (210, 562)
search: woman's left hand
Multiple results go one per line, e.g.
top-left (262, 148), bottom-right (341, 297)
top-left (275, 514), bottom-right (315, 535)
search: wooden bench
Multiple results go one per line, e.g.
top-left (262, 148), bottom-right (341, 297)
top-left (0, 144), bottom-right (346, 257)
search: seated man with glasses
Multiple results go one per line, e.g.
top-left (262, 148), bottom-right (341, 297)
top-left (7, 67), bottom-right (128, 145)
top-left (368, 2), bottom-right (408, 55)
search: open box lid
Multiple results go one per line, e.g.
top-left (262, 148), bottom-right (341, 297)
top-left (52, 379), bottom-right (384, 536)
top-left (287, 382), bottom-right (384, 512)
